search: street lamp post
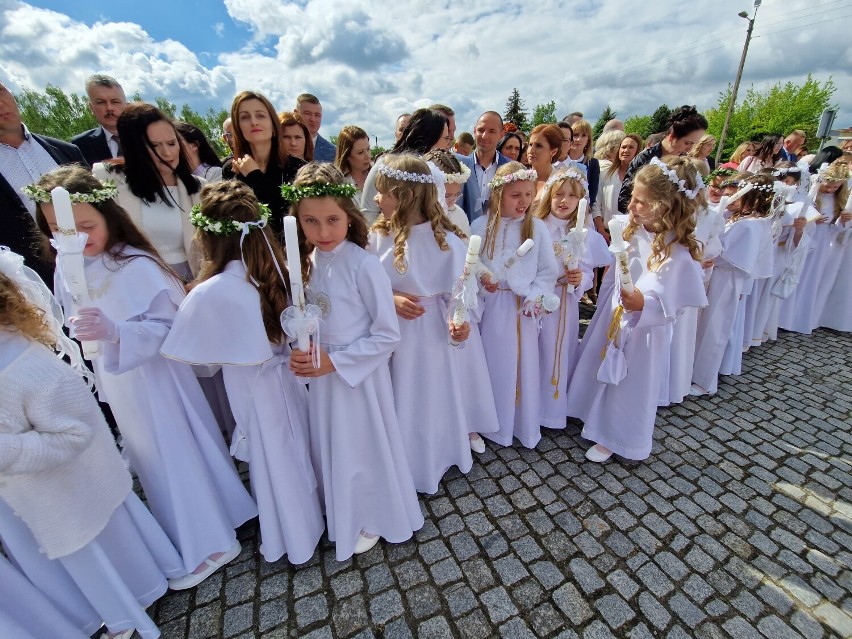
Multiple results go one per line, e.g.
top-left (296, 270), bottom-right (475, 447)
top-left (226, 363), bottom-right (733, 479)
top-left (715, 1), bottom-right (761, 166)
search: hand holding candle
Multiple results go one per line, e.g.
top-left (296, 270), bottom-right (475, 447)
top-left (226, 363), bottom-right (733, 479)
top-left (607, 218), bottom-right (634, 294)
top-left (51, 187), bottom-right (98, 358)
top-left (282, 215), bottom-right (311, 355)
top-left (451, 235), bottom-right (482, 330)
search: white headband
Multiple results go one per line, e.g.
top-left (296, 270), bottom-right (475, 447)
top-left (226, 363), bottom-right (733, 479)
top-left (650, 157), bottom-right (703, 200)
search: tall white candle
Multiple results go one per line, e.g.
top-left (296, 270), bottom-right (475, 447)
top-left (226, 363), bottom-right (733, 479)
top-left (52, 187), bottom-right (78, 253)
top-left (575, 199), bottom-right (587, 231)
top-left (282, 216), bottom-right (304, 308)
top-left (451, 235), bottom-right (482, 332)
top-left (607, 217), bottom-right (634, 293)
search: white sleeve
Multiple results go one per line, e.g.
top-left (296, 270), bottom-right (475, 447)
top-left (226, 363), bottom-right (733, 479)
top-left (101, 289), bottom-right (177, 375)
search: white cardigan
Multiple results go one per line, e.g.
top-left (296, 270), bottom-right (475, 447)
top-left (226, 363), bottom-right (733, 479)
top-left (93, 163), bottom-right (205, 275)
top-left (0, 333), bottom-right (132, 559)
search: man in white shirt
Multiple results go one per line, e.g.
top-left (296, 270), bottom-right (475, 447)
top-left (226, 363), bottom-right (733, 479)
top-left (295, 93), bottom-right (336, 163)
top-left (71, 74), bottom-right (126, 166)
top-left (458, 111), bottom-right (510, 221)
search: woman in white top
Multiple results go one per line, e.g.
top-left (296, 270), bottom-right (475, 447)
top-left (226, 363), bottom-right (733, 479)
top-left (176, 121), bottom-right (224, 183)
top-left (594, 133), bottom-right (643, 235)
top-left (336, 125), bottom-right (372, 200)
top-left (93, 103), bottom-right (204, 281)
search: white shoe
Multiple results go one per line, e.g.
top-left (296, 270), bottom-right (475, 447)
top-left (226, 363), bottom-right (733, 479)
top-left (353, 532), bottom-right (380, 555)
top-left (585, 445), bottom-right (612, 463)
top-left (168, 541), bottom-right (241, 590)
top-left (688, 384), bottom-right (707, 397)
top-left (208, 540), bottom-right (241, 569)
top-left (469, 435), bottom-right (486, 454)
top-left (101, 628), bottom-right (135, 639)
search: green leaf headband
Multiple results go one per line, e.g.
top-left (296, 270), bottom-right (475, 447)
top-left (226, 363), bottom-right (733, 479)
top-left (280, 182), bottom-right (358, 203)
top-left (190, 201), bottom-right (272, 236)
top-left (22, 180), bottom-right (118, 204)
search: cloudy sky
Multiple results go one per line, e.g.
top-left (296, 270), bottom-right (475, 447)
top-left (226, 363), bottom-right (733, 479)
top-left (1, 0), bottom-right (849, 147)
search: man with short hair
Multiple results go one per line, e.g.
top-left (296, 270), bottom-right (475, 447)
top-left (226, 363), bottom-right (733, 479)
top-left (556, 121), bottom-right (574, 162)
top-left (221, 117), bottom-right (236, 157)
top-left (563, 112), bottom-right (583, 125)
top-left (602, 118), bottom-right (624, 134)
top-left (70, 74), bottom-right (126, 165)
top-left (429, 104), bottom-right (455, 149)
top-left (1, 80), bottom-right (88, 282)
top-left (395, 113), bottom-right (411, 142)
top-left (454, 132), bottom-right (474, 156)
top-left (295, 93), bottom-right (335, 162)
top-left (457, 111), bottom-right (511, 221)
top-left (780, 129), bottom-right (806, 162)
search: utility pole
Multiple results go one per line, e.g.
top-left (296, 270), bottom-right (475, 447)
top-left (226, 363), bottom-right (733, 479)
top-left (715, 0), bottom-right (761, 166)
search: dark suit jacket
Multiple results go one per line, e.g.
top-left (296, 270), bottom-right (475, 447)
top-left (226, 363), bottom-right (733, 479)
top-left (71, 127), bottom-right (113, 166)
top-left (313, 134), bottom-right (337, 163)
top-left (0, 133), bottom-right (89, 283)
top-left (457, 151), bottom-right (511, 222)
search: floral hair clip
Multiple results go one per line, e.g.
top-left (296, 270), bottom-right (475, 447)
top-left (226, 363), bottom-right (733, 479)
top-left (442, 163), bottom-right (471, 185)
top-left (650, 157), bottom-right (703, 200)
top-left (190, 201), bottom-right (272, 236)
top-left (489, 168), bottom-right (538, 190)
top-left (544, 167), bottom-right (589, 197)
top-left (23, 180), bottom-right (118, 204)
top-left (376, 163), bottom-right (435, 183)
top-left (281, 182), bottom-right (357, 203)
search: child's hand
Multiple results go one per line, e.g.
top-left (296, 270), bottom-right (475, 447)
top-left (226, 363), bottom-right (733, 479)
top-left (394, 292), bottom-right (425, 319)
top-left (816, 216), bottom-right (828, 224)
top-left (566, 267), bottom-right (583, 287)
top-left (71, 307), bottom-right (119, 343)
top-left (840, 212), bottom-right (852, 224)
top-left (701, 258), bottom-right (715, 269)
top-left (449, 321), bottom-right (470, 343)
top-left (621, 287), bottom-right (644, 312)
top-left (481, 273), bottom-right (498, 293)
top-left (290, 345), bottom-right (336, 377)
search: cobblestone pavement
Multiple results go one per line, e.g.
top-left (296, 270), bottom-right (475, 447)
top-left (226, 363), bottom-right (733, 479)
top-left (150, 317), bottom-right (852, 639)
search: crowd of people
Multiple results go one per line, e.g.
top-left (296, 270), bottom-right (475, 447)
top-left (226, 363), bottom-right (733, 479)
top-left (1, 73), bottom-right (851, 638)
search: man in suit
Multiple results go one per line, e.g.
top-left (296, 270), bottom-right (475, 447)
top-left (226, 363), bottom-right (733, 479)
top-left (0, 80), bottom-right (88, 283)
top-left (457, 111), bottom-right (511, 222)
top-left (71, 74), bottom-right (126, 166)
top-left (780, 130), bottom-right (806, 163)
top-left (295, 93), bottom-right (336, 163)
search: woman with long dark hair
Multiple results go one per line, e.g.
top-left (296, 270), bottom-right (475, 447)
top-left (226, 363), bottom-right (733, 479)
top-left (175, 121), bottom-right (223, 183)
top-left (93, 102), bottom-right (202, 280)
top-left (221, 90), bottom-right (305, 237)
top-left (739, 134), bottom-right (782, 173)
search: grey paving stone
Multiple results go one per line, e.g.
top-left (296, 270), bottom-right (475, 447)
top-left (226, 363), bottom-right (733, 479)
top-left (295, 594), bottom-right (328, 629)
top-left (594, 593), bottom-right (635, 629)
top-left (638, 592), bottom-right (671, 631)
top-left (257, 601), bottom-right (286, 633)
top-left (332, 595), bottom-right (369, 637)
top-left (369, 589), bottom-right (403, 625)
top-left (404, 584), bottom-right (442, 620)
top-left (224, 603), bottom-right (254, 637)
top-left (552, 582), bottom-right (594, 624)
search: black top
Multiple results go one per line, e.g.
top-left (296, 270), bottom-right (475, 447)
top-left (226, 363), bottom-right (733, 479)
top-left (71, 128), bottom-right (113, 166)
top-left (617, 142), bottom-right (665, 213)
top-left (222, 155), bottom-right (305, 237)
top-left (0, 133), bottom-right (89, 284)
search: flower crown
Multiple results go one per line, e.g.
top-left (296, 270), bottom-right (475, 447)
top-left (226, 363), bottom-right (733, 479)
top-left (22, 180), bottom-right (118, 204)
top-left (704, 167), bottom-right (736, 185)
top-left (650, 157), bottom-right (703, 199)
top-left (280, 182), bottom-right (358, 203)
top-left (489, 168), bottom-right (537, 189)
top-left (376, 163), bottom-right (434, 183)
top-left (822, 160), bottom-right (851, 183)
top-left (544, 167), bottom-right (589, 197)
top-left (742, 180), bottom-right (776, 194)
top-left (442, 163), bottom-right (471, 185)
top-left (190, 202), bottom-right (272, 235)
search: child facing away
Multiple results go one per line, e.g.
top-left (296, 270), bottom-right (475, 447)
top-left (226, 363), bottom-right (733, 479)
top-left (532, 167), bottom-right (608, 426)
top-left (369, 154), bottom-right (475, 493)
top-left (161, 180), bottom-right (325, 565)
top-left (0, 248), bottom-right (185, 639)
top-left (471, 162), bottom-right (560, 449)
top-left (30, 166), bottom-right (257, 590)
top-left (566, 156), bottom-right (707, 463)
top-left (423, 148), bottom-right (472, 237)
top-left (285, 162), bottom-right (424, 560)
top-left (691, 173), bottom-right (776, 396)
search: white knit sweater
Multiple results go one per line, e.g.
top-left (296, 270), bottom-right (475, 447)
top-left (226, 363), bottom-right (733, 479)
top-left (0, 333), bottom-right (132, 559)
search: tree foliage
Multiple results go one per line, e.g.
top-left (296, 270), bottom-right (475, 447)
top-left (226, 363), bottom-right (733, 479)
top-left (706, 74), bottom-right (836, 160)
top-left (503, 88), bottom-right (529, 133)
top-left (531, 101), bottom-right (557, 130)
top-left (592, 105), bottom-right (617, 139)
top-left (13, 85), bottom-right (231, 158)
top-left (624, 115), bottom-right (653, 139)
top-left (649, 105), bottom-right (672, 135)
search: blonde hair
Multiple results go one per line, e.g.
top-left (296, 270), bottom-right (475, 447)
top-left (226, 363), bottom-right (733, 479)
top-left (0, 273), bottom-right (54, 346)
top-left (483, 161), bottom-right (535, 260)
top-left (822, 158), bottom-right (851, 223)
top-left (571, 119), bottom-right (594, 162)
top-left (628, 156), bottom-right (703, 270)
top-left (594, 130), bottom-right (625, 162)
top-left (290, 163), bottom-right (369, 283)
top-left (373, 154), bottom-right (463, 272)
top-left (730, 142), bottom-right (753, 164)
top-left (533, 174), bottom-right (585, 225)
top-left (688, 133), bottom-right (716, 158)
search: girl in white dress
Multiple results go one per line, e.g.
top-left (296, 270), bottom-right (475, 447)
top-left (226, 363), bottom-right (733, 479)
top-left (161, 180), bottom-right (325, 564)
top-left (287, 163), bottom-right (424, 560)
top-left (0, 248), bottom-right (184, 639)
top-left (30, 166), bottom-right (258, 590)
top-left (532, 167), bottom-right (607, 426)
top-left (471, 162), bottom-right (560, 449)
top-left (566, 157), bottom-right (706, 463)
top-left (370, 154), bottom-right (474, 494)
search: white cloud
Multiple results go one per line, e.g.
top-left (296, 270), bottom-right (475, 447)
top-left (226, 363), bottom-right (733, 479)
top-left (1, 0), bottom-right (849, 148)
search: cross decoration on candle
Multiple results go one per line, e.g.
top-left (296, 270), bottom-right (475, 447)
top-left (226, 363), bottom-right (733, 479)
top-left (51, 186), bottom-right (99, 358)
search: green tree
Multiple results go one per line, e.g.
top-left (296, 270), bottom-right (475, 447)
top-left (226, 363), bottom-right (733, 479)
top-left (531, 100), bottom-right (557, 129)
top-left (706, 75), bottom-right (836, 160)
top-left (15, 85), bottom-right (95, 141)
top-left (592, 105), bottom-right (617, 139)
top-left (503, 88), bottom-right (528, 132)
top-left (177, 104), bottom-right (230, 157)
top-left (624, 115), bottom-right (653, 139)
top-left (649, 104), bottom-right (672, 134)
